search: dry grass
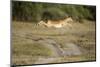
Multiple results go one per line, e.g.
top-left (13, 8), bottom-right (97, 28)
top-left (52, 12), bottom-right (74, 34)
top-left (12, 20), bottom-right (96, 65)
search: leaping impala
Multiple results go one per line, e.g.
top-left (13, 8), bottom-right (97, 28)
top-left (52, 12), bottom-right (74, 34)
top-left (38, 16), bottom-right (73, 28)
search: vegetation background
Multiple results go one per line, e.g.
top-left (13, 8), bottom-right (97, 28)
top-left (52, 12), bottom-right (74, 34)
top-left (12, 1), bottom-right (96, 22)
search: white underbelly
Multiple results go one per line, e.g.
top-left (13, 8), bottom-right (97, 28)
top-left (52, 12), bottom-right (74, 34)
top-left (53, 24), bottom-right (62, 28)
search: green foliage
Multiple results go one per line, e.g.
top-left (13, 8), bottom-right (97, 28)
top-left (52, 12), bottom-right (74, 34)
top-left (42, 7), bottom-right (67, 21)
top-left (12, 1), bottom-right (96, 22)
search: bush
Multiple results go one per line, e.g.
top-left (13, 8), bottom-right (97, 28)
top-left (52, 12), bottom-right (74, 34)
top-left (12, 1), bottom-right (96, 22)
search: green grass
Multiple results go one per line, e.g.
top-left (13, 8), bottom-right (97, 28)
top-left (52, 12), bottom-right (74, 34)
top-left (13, 43), bottom-right (53, 56)
top-left (12, 35), bottom-right (54, 65)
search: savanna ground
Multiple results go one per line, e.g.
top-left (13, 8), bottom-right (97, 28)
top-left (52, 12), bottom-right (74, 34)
top-left (12, 20), bottom-right (96, 65)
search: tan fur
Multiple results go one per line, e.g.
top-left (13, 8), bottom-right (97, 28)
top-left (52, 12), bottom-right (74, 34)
top-left (38, 17), bottom-right (73, 28)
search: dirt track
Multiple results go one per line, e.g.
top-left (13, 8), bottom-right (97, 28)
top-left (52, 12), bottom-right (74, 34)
top-left (12, 21), bottom-right (96, 65)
